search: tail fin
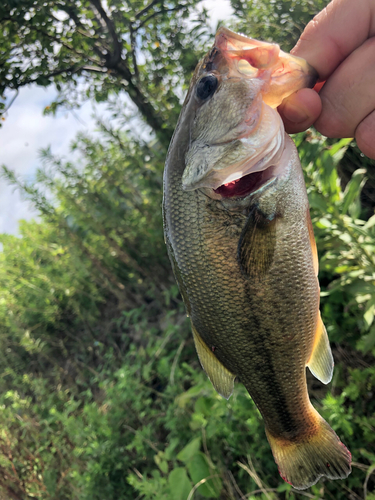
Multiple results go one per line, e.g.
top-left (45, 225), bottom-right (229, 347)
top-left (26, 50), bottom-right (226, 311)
top-left (266, 413), bottom-right (351, 490)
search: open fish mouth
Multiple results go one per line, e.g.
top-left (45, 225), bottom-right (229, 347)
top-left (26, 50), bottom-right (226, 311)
top-left (183, 103), bottom-right (285, 193)
top-left (209, 135), bottom-right (295, 201)
top-left (213, 166), bottom-right (276, 199)
top-left (181, 27), bottom-right (317, 196)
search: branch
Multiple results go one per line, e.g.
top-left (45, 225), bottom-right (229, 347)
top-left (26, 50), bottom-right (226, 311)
top-left (81, 65), bottom-right (107, 73)
top-left (19, 64), bottom-right (83, 87)
top-left (137, 6), bottom-right (187, 30)
top-left (135, 0), bottom-right (159, 19)
top-left (129, 26), bottom-right (139, 81)
top-left (3, 2), bottom-right (172, 145)
top-left (7, 64), bottom-right (109, 97)
top-left (32, 27), bottom-right (104, 66)
top-left (115, 61), bottom-right (173, 147)
top-left (60, 6), bottom-right (107, 60)
top-left (51, 11), bottom-right (100, 40)
top-left (1, 89), bottom-right (18, 115)
top-left (89, 0), bottom-right (122, 67)
top-left (60, 5), bottom-right (89, 31)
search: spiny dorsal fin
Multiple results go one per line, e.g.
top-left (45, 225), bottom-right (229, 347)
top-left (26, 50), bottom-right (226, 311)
top-left (192, 324), bottom-right (236, 399)
top-left (237, 206), bottom-right (277, 281)
top-left (307, 314), bottom-right (333, 384)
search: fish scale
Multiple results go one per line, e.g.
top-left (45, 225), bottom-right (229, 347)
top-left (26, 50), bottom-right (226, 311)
top-left (167, 138), bottom-right (319, 437)
top-left (163, 27), bottom-right (351, 489)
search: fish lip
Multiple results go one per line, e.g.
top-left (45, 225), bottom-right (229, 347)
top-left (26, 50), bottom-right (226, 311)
top-left (213, 27), bottom-right (318, 101)
top-left (215, 27), bottom-right (267, 51)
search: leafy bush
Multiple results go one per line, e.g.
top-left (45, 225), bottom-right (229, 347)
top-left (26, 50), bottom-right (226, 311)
top-left (1, 0), bottom-right (375, 498)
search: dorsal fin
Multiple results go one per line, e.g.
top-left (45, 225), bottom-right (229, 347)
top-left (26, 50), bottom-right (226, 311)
top-left (192, 324), bottom-right (236, 399)
top-left (307, 314), bottom-right (333, 384)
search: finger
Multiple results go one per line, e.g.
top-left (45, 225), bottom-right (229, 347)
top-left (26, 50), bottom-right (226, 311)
top-left (278, 88), bottom-right (322, 134)
top-left (314, 37), bottom-right (375, 138)
top-left (356, 110), bottom-right (375, 160)
top-left (292, 0), bottom-right (375, 80)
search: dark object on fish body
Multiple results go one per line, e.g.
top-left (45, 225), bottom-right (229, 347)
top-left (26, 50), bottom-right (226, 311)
top-left (163, 27), bottom-right (351, 490)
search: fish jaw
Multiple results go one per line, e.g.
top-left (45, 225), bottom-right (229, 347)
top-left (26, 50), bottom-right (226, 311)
top-left (214, 27), bottom-right (318, 107)
top-left (181, 27), bottom-right (317, 195)
top-left (213, 134), bottom-right (295, 211)
top-left (182, 102), bottom-right (285, 194)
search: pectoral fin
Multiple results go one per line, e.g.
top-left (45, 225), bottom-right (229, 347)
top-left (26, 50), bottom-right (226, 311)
top-left (192, 324), bottom-right (236, 399)
top-left (307, 315), bottom-right (333, 384)
top-left (237, 206), bottom-right (277, 280)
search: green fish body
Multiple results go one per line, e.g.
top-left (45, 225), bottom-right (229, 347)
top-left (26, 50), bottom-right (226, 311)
top-left (163, 28), bottom-right (351, 490)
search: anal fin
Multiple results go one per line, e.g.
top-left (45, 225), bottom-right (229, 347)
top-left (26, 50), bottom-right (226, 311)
top-left (307, 314), bottom-right (333, 384)
top-left (192, 324), bottom-right (236, 399)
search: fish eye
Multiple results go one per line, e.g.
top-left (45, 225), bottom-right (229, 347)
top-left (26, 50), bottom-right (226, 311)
top-left (196, 74), bottom-right (218, 100)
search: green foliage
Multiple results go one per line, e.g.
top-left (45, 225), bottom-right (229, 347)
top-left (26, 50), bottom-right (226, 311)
top-left (231, 0), bottom-right (330, 51)
top-left (0, 0), bottom-right (212, 145)
top-left (1, 1), bottom-right (375, 499)
top-left (296, 132), bottom-right (375, 356)
top-left (1, 129), bottom-right (375, 499)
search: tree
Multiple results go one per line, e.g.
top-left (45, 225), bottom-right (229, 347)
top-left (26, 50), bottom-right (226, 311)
top-left (231, 0), bottom-right (329, 51)
top-left (0, 0), bottom-right (211, 147)
top-left (1, 2), bottom-right (375, 499)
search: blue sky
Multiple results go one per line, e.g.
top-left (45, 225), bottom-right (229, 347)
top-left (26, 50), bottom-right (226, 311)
top-left (0, 0), bottom-right (234, 234)
top-left (0, 85), bottom-right (105, 234)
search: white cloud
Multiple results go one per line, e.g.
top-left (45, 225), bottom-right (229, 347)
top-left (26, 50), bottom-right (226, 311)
top-left (0, 85), bottom-right (104, 234)
top-left (201, 0), bottom-right (234, 29)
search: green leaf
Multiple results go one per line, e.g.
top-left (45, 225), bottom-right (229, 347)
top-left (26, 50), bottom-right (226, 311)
top-left (364, 297), bottom-right (375, 328)
top-left (341, 168), bottom-right (367, 214)
top-left (316, 217), bottom-right (332, 229)
top-left (177, 437), bottom-right (201, 463)
top-left (308, 191), bottom-right (328, 212)
top-left (159, 460), bottom-right (169, 474)
top-left (194, 396), bottom-right (214, 417)
top-left (187, 452), bottom-right (221, 498)
top-left (175, 384), bottom-right (206, 408)
top-left (168, 468), bottom-right (192, 500)
top-left (165, 438), bottom-right (180, 460)
top-left (364, 214), bottom-right (375, 230)
top-left (154, 452), bottom-right (169, 474)
top-left (329, 137), bottom-right (353, 157)
top-left (357, 324), bottom-right (375, 353)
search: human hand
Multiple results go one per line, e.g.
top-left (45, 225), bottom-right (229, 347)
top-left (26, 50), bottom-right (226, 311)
top-left (278, 0), bottom-right (375, 160)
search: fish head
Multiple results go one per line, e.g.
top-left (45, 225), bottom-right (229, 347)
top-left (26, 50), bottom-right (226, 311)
top-left (181, 27), bottom-right (317, 203)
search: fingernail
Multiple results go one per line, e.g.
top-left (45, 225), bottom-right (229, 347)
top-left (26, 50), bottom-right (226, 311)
top-left (282, 102), bottom-right (310, 124)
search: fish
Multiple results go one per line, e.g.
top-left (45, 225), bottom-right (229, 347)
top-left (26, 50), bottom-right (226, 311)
top-left (163, 27), bottom-right (351, 490)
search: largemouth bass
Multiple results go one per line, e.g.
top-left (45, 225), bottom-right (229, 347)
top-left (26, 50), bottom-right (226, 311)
top-left (163, 27), bottom-right (351, 490)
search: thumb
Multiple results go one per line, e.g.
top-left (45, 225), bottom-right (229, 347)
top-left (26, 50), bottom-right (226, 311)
top-left (278, 88), bottom-right (322, 134)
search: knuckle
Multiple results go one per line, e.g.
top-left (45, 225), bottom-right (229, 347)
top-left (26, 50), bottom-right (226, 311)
top-left (356, 114), bottom-right (375, 159)
top-left (298, 2), bottom-right (333, 43)
top-left (315, 93), bottom-right (353, 138)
